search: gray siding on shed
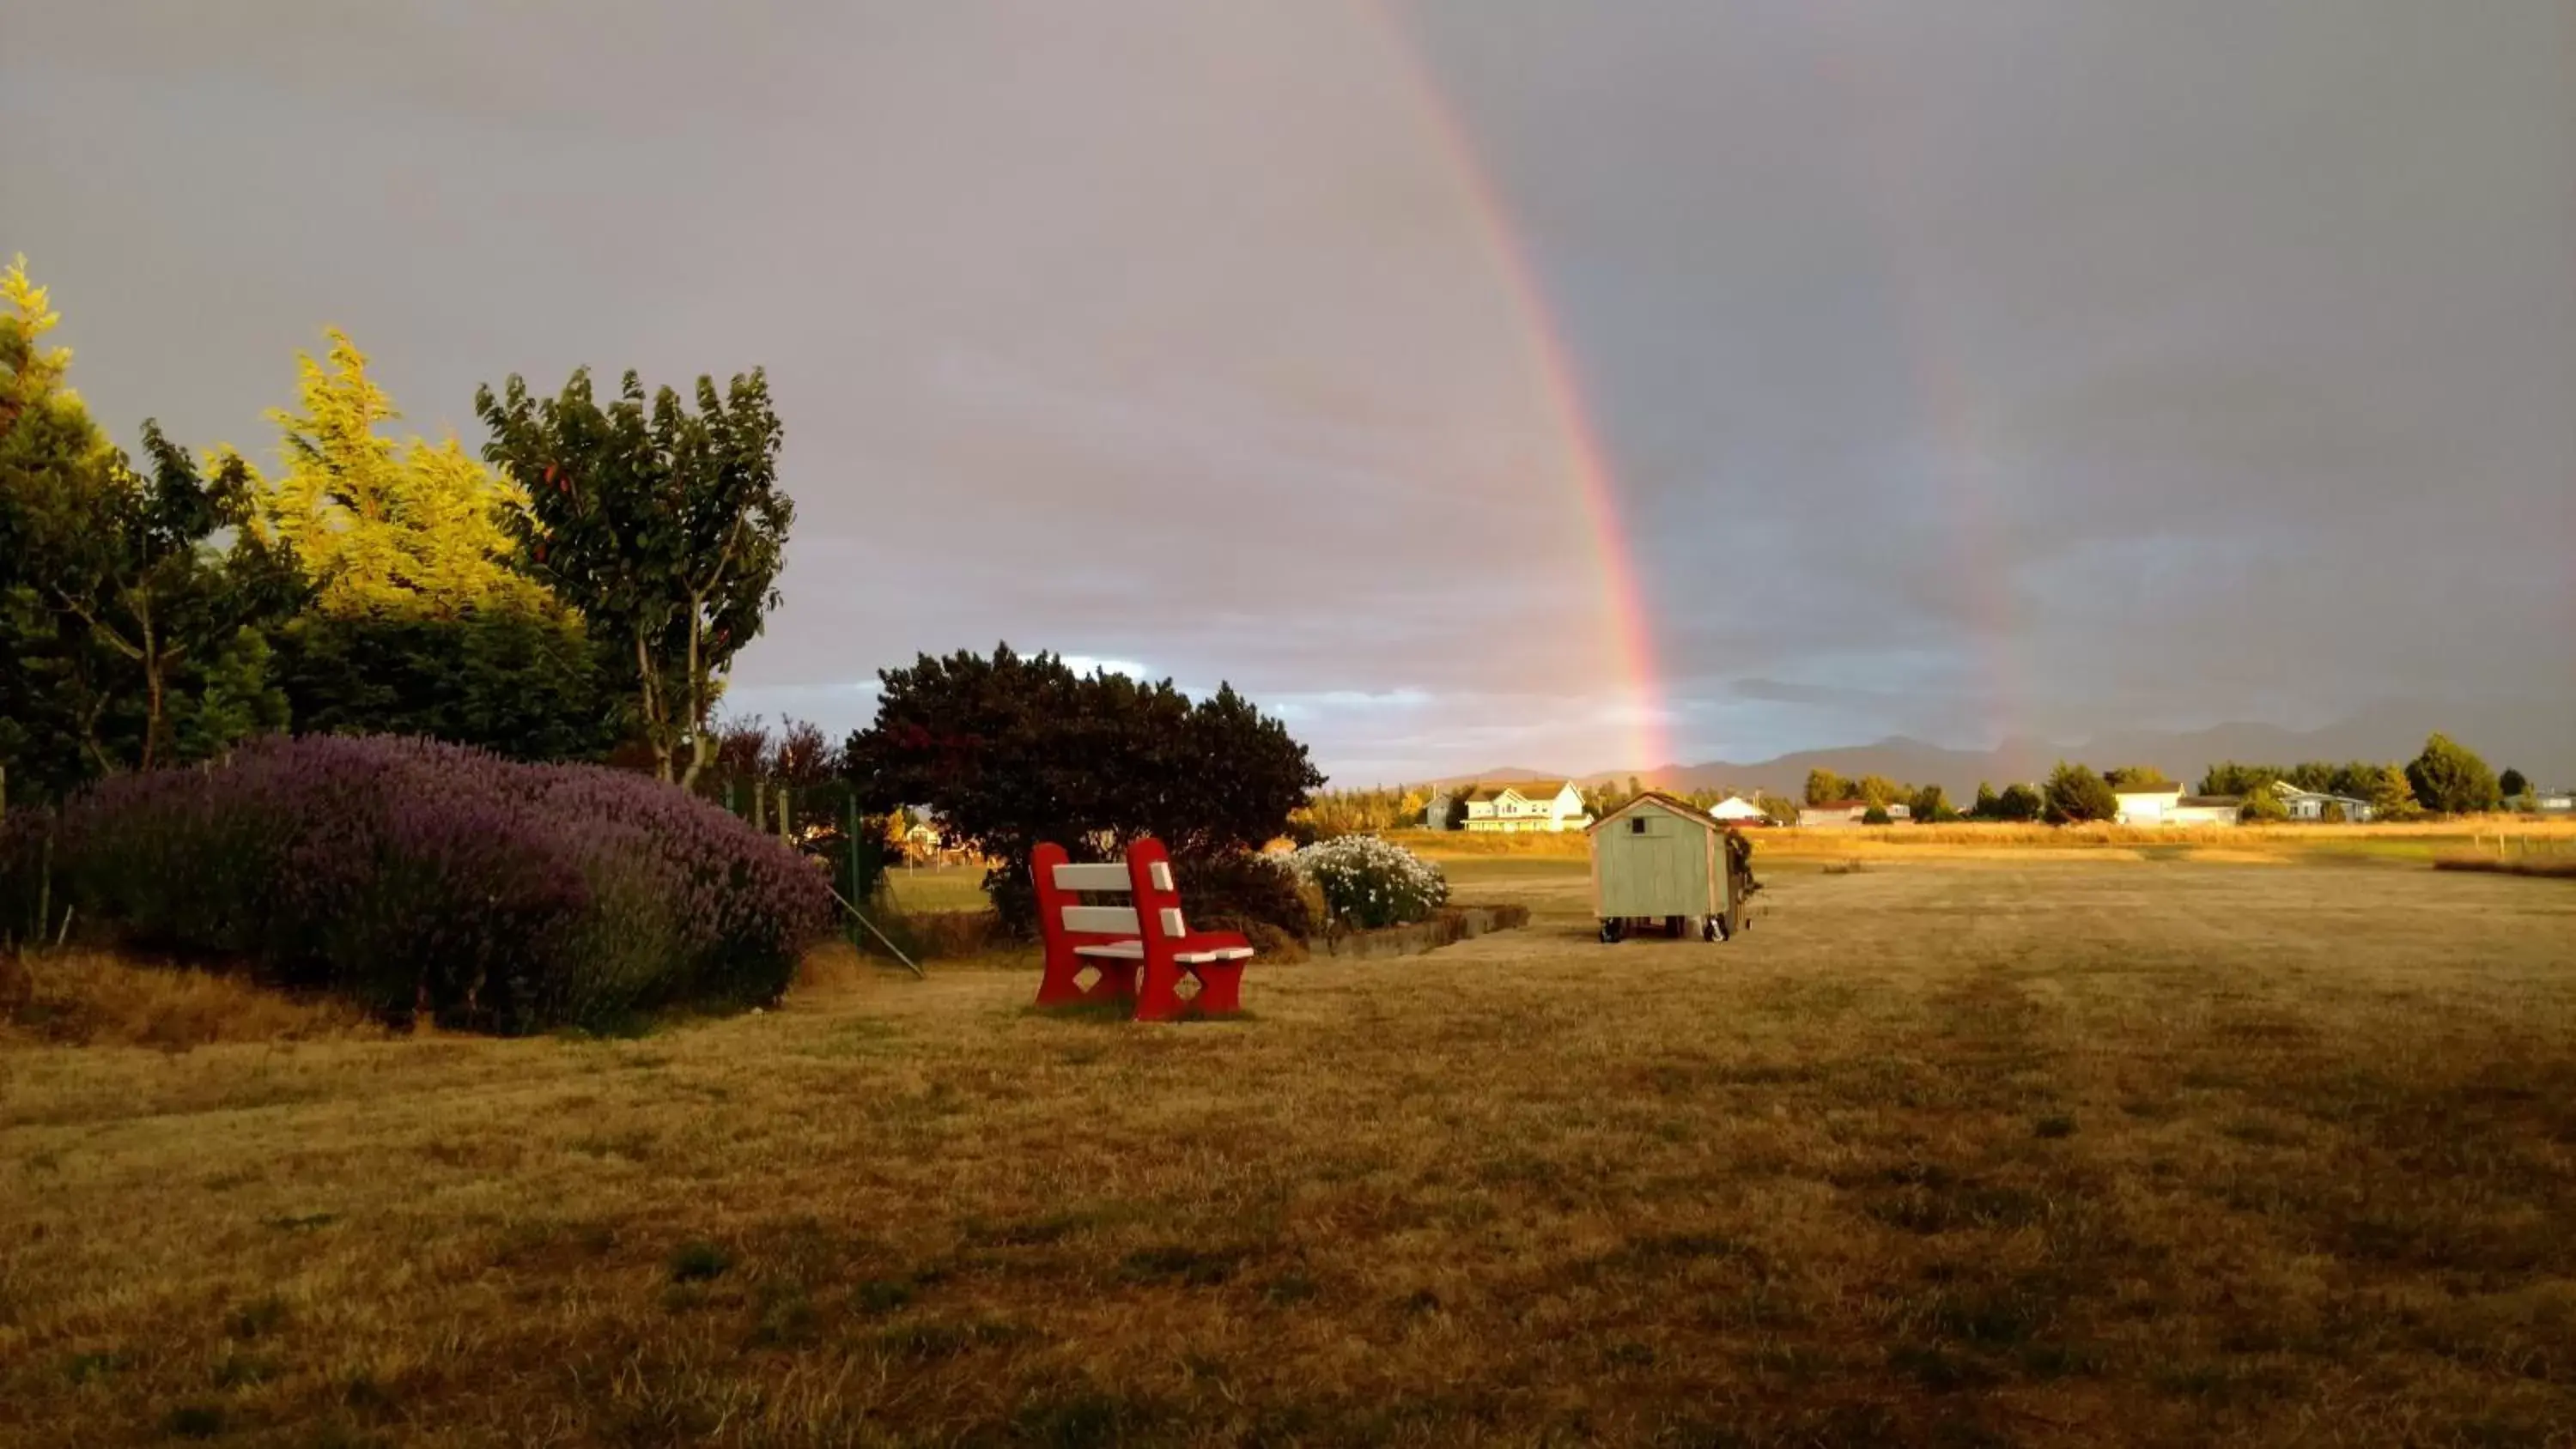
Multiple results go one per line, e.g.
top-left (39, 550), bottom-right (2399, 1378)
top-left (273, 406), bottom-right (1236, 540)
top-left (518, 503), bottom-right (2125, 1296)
top-left (1589, 798), bottom-right (1725, 918)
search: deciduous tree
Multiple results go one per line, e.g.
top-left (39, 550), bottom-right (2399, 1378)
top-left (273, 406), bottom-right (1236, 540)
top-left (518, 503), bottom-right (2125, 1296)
top-left (15, 423), bottom-right (303, 774)
top-left (477, 366), bottom-right (795, 789)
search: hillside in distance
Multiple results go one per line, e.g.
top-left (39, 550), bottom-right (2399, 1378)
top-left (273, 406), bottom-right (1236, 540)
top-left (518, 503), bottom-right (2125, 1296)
top-left (1442, 699), bottom-right (2573, 799)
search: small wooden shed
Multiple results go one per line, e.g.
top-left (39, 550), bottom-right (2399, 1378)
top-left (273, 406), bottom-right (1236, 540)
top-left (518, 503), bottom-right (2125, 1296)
top-left (1585, 792), bottom-right (1753, 943)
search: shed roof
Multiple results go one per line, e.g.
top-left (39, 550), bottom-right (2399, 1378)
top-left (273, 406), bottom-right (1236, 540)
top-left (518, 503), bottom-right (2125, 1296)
top-left (1585, 791), bottom-right (1726, 835)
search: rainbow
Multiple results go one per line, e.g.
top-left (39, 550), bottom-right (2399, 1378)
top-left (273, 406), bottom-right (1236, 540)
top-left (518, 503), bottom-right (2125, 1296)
top-left (1360, 3), bottom-right (1675, 779)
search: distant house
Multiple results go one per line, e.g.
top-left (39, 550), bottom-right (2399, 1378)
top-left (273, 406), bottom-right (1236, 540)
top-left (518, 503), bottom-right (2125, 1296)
top-left (1795, 798), bottom-right (1909, 827)
top-left (2112, 783), bottom-right (2185, 825)
top-left (2537, 791), bottom-right (2574, 815)
top-left (2268, 782), bottom-right (2374, 822)
top-left (1433, 779), bottom-right (1590, 833)
top-left (1707, 794), bottom-right (1769, 823)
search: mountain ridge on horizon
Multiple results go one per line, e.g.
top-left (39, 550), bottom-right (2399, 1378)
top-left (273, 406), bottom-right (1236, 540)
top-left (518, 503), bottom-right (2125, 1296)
top-left (1423, 701), bottom-right (2574, 798)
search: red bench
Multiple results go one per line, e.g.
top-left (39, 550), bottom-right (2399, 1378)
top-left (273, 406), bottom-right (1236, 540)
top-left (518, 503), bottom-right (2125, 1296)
top-left (1030, 836), bottom-right (1254, 1021)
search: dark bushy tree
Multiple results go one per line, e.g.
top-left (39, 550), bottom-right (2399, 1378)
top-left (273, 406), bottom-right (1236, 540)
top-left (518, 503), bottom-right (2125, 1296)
top-left (1995, 783), bottom-right (2044, 823)
top-left (271, 609), bottom-right (617, 761)
top-left (2406, 733), bottom-right (2500, 815)
top-left (2102, 765), bottom-right (2171, 789)
top-left (2499, 767), bottom-right (2528, 801)
top-left (477, 366), bottom-right (794, 789)
top-left (1971, 782), bottom-right (2001, 819)
top-left (2239, 788), bottom-right (2290, 823)
top-left (1909, 783), bottom-right (1955, 822)
top-left (842, 645), bottom-right (1322, 932)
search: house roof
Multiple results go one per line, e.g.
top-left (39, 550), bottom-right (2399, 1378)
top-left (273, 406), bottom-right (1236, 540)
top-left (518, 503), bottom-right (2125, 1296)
top-left (1464, 779), bottom-right (1573, 803)
top-left (1584, 791), bottom-right (1727, 835)
top-left (2112, 783), bottom-right (2184, 797)
top-left (2270, 784), bottom-right (2371, 804)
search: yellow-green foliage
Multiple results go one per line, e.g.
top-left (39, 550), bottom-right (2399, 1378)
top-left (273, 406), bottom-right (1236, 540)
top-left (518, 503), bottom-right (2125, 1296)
top-left (246, 330), bottom-right (552, 619)
top-left (1, 255), bottom-right (113, 467)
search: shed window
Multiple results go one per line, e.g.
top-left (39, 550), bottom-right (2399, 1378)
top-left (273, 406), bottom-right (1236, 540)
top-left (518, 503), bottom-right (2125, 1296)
top-left (1630, 816), bottom-right (1649, 834)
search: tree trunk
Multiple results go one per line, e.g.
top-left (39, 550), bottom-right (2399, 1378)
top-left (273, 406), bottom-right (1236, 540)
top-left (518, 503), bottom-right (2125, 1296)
top-left (138, 607), bottom-right (164, 773)
top-left (635, 627), bottom-right (671, 783)
top-left (677, 594), bottom-right (707, 792)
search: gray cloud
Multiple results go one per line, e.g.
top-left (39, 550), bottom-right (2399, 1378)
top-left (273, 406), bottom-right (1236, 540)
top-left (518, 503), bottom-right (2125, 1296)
top-left (6, 0), bottom-right (2569, 781)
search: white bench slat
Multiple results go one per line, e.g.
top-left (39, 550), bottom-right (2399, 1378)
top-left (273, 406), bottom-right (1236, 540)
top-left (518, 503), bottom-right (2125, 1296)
top-left (1061, 905), bottom-right (1140, 935)
top-left (1052, 863), bottom-right (1133, 893)
top-left (1075, 941), bottom-right (1143, 959)
top-left (1175, 946), bottom-right (1254, 964)
top-left (1150, 861), bottom-right (1174, 891)
top-left (1159, 907), bottom-right (1184, 937)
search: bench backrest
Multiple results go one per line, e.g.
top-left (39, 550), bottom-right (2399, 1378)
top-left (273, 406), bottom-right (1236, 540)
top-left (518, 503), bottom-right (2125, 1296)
top-left (1031, 842), bottom-right (1186, 942)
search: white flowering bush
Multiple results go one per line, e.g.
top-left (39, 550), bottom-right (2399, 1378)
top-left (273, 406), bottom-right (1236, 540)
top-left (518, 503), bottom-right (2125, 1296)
top-left (1285, 835), bottom-right (1449, 930)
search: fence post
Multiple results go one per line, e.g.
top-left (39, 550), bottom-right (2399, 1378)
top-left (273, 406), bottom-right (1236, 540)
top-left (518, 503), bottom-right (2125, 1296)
top-left (778, 786), bottom-right (792, 846)
top-left (847, 793), bottom-right (863, 920)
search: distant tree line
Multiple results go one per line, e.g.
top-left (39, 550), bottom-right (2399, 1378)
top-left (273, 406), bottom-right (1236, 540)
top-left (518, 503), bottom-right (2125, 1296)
top-left (1781, 733), bottom-right (2524, 828)
top-left (1, 256), bottom-right (794, 806)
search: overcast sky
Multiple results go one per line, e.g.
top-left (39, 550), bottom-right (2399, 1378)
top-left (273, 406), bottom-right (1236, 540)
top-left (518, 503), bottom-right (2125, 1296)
top-left (7, 1), bottom-right (2570, 783)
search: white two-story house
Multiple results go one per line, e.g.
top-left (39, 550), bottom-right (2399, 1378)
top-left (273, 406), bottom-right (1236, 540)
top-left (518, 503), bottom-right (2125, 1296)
top-left (1427, 779), bottom-right (1591, 833)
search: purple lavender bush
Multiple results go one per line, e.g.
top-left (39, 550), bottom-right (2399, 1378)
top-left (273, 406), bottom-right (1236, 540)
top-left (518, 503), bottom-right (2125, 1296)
top-left (29, 736), bottom-right (834, 1031)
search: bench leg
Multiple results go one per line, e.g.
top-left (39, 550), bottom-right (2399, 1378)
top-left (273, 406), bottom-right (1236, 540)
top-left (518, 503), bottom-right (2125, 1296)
top-left (1134, 961), bottom-right (1243, 1022)
top-left (1191, 963), bottom-right (1244, 1016)
top-left (1036, 951), bottom-right (1138, 1008)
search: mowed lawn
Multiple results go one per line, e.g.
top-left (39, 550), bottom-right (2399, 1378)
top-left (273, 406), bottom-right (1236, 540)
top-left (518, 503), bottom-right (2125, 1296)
top-left (6, 858), bottom-right (2576, 1447)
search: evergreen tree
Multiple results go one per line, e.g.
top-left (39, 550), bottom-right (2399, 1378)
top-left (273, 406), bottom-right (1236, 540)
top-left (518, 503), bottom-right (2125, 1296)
top-left (3, 259), bottom-right (301, 787)
top-left (2042, 762), bottom-right (2116, 824)
top-left (249, 330), bottom-right (552, 617)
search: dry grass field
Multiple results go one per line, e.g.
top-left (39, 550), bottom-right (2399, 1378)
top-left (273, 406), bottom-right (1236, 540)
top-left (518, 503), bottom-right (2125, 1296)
top-left (6, 852), bottom-right (2576, 1447)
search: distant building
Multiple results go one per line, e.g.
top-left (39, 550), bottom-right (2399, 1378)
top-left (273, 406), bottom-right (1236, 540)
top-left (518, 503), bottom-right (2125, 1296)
top-left (1707, 794), bottom-right (1769, 823)
top-left (2268, 782), bottom-right (2375, 822)
top-left (1431, 779), bottom-right (1590, 833)
top-left (2166, 795), bottom-right (2244, 827)
top-left (2112, 783), bottom-right (2186, 825)
top-left (1796, 798), bottom-right (1909, 827)
top-left (2537, 791), bottom-right (2573, 815)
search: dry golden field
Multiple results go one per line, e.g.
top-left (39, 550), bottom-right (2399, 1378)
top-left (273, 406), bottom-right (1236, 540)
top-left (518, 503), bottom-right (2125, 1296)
top-left (6, 851), bottom-right (2576, 1447)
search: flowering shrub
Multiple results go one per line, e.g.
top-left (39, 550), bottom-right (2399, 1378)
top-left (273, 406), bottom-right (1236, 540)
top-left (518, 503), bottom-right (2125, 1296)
top-left (1285, 835), bottom-right (1448, 930)
top-left (18, 736), bottom-right (834, 1032)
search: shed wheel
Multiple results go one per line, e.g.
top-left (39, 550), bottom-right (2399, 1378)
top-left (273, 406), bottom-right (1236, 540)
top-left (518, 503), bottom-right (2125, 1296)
top-left (1598, 919), bottom-right (1623, 944)
top-left (1703, 915), bottom-right (1723, 943)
